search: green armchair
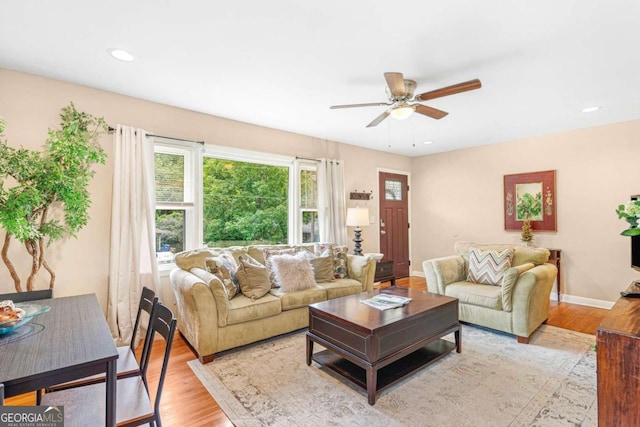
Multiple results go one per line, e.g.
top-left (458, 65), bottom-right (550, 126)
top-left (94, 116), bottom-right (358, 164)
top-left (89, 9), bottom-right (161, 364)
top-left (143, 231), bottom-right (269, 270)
top-left (423, 242), bottom-right (557, 343)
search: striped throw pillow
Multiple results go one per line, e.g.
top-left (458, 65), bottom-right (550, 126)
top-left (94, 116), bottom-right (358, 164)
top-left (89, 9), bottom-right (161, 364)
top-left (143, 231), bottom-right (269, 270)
top-left (467, 247), bottom-right (514, 286)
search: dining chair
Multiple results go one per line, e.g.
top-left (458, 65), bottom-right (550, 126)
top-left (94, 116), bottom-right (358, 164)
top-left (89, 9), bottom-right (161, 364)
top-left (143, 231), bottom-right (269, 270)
top-left (45, 287), bottom-right (158, 397)
top-left (40, 302), bottom-right (177, 427)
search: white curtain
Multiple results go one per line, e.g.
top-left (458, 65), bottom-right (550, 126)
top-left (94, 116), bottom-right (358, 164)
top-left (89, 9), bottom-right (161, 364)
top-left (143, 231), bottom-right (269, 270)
top-left (317, 159), bottom-right (347, 245)
top-left (107, 125), bottom-right (160, 346)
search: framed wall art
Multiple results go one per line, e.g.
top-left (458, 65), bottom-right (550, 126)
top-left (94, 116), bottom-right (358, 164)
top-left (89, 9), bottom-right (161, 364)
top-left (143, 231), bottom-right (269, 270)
top-left (504, 170), bottom-right (556, 231)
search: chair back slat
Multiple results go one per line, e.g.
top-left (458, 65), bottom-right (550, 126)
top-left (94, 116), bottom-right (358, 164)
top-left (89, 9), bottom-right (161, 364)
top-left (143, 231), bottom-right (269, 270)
top-left (130, 286), bottom-right (158, 355)
top-left (140, 302), bottom-right (176, 421)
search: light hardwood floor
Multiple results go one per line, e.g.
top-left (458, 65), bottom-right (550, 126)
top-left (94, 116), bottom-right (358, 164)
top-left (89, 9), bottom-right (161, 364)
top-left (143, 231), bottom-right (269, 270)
top-left (6, 276), bottom-right (609, 426)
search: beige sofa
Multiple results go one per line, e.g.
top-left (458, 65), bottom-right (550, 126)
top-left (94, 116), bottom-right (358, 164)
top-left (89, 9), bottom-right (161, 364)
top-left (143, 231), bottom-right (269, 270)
top-left (170, 244), bottom-right (376, 363)
top-left (422, 242), bottom-right (557, 343)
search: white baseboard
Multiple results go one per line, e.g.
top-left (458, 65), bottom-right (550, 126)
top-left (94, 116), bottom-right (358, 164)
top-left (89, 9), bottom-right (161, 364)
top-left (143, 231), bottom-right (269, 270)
top-left (410, 271), bottom-right (614, 309)
top-left (552, 293), bottom-right (614, 309)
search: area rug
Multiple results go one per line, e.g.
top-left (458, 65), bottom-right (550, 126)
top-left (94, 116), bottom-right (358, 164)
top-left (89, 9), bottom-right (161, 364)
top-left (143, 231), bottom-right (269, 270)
top-left (188, 325), bottom-right (597, 427)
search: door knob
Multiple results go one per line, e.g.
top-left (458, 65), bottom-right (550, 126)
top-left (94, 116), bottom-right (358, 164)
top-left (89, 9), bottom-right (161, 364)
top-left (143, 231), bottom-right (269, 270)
top-left (380, 230), bottom-right (386, 235)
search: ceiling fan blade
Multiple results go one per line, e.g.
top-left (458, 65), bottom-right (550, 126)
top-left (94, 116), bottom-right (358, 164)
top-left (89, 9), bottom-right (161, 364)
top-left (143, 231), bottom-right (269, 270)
top-left (330, 102), bottom-right (391, 109)
top-left (415, 79), bottom-right (482, 102)
top-left (415, 104), bottom-right (449, 119)
top-left (384, 72), bottom-right (406, 97)
top-left (366, 110), bottom-right (390, 127)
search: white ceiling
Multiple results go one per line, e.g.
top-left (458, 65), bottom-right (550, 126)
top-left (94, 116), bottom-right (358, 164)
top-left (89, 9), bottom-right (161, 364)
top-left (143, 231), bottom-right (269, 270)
top-left (1, 1), bottom-right (639, 157)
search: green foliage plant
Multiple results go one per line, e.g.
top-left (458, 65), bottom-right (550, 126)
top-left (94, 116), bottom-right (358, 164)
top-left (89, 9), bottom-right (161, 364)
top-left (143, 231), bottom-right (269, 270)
top-left (517, 192), bottom-right (542, 220)
top-left (616, 200), bottom-right (640, 236)
top-left (0, 103), bottom-right (107, 291)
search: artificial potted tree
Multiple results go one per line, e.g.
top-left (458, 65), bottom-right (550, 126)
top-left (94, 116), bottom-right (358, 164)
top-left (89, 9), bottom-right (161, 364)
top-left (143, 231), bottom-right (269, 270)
top-left (0, 103), bottom-right (107, 292)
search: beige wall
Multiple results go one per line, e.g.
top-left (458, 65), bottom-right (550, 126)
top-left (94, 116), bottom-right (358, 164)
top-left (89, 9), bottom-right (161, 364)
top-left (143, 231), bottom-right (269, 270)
top-left (0, 69), bottom-right (410, 310)
top-left (411, 119), bottom-right (640, 305)
top-left (3, 68), bottom-right (635, 309)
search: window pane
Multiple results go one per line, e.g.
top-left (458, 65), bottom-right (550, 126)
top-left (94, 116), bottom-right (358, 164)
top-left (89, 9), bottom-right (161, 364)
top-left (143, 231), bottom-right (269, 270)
top-left (302, 211), bottom-right (319, 243)
top-left (300, 169), bottom-right (317, 209)
top-left (385, 179), bottom-right (403, 201)
top-left (155, 152), bottom-right (184, 203)
top-left (155, 209), bottom-right (185, 263)
top-left (202, 158), bottom-right (289, 247)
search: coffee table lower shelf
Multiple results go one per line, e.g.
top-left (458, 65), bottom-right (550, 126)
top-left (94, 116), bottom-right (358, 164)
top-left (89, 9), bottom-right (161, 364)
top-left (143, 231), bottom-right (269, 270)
top-left (311, 339), bottom-right (456, 402)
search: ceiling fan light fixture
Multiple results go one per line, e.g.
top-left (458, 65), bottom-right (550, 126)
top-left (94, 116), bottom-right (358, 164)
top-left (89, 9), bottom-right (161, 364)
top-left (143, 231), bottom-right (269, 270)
top-left (390, 105), bottom-right (415, 120)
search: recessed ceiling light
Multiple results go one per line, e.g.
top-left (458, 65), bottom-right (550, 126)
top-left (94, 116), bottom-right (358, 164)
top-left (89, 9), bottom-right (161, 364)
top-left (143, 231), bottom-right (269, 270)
top-left (581, 106), bottom-right (601, 113)
top-left (108, 48), bottom-right (134, 62)
top-left (423, 140), bottom-right (434, 145)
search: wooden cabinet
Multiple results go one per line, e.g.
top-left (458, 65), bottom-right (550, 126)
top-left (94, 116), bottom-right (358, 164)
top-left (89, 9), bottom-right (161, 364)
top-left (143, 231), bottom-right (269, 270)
top-left (374, 260), bottom-right (395, 286)
top-left (596, 283), bottom-right (640, 426)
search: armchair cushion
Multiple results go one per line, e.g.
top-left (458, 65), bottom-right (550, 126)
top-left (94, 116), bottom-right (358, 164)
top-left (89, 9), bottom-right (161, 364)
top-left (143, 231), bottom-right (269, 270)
top-left (445, 282), bottom-right (502, 310)
top-left (467, 247), bottom-right (514, 286)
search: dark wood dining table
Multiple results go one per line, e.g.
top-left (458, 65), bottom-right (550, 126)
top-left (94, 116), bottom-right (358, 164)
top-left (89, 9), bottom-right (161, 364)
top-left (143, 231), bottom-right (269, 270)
top-left (0, 293), bottom-right (118, 426)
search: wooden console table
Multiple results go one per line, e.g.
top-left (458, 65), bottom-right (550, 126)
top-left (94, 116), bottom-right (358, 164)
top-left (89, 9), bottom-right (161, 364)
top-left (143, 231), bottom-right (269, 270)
top-left (596, 282), bottom-right (640, 426)
top-left (547, 249), bottom-right (561, 301)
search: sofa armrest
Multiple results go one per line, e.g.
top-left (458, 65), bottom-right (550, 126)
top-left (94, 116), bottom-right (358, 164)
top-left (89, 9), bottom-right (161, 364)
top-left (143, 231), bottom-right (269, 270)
top-left (422, 256), bottom-right (467, 294)
top-left (511, 263), bottom-right (558, 337)
top-left (347, 255), bottom-right (376, 292)
top-left (169, 267), bottom-right (229, 358)
top-left (501, 263), bottom-right (535, 312)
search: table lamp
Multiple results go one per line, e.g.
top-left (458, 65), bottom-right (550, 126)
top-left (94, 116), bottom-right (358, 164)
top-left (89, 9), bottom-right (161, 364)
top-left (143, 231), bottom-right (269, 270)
top-left (346, 207), bottom-right (370, 256)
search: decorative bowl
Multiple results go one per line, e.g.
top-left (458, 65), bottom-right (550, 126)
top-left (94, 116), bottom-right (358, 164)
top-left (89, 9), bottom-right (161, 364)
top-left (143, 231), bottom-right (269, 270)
top-left (0, 303), bottom-right (51, 335)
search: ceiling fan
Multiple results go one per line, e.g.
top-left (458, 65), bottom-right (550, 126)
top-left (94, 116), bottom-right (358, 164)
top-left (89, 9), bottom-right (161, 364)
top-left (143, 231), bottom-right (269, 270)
top-left (330, 72), bottom-right (482, 128)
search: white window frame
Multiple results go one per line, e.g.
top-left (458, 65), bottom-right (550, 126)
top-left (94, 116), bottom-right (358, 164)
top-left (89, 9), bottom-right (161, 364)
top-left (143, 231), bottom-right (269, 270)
top-left (295, 160), bottom-right (319, 244)
top-left (153, 138), bottom-right (202, 274)
top-left (153, 141), bottom-right (320, 272)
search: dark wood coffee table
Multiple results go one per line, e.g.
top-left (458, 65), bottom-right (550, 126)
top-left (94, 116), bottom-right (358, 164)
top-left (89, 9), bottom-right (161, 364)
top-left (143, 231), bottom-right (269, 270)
top-left (306, 287), bottom-right (460, 405)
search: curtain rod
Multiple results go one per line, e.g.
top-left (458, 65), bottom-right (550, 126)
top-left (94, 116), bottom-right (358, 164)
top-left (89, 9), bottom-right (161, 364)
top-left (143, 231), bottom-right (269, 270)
top-left (296, 156), bottom-right (321, 162)
top-left (108, 126), bottom-right (205, 145)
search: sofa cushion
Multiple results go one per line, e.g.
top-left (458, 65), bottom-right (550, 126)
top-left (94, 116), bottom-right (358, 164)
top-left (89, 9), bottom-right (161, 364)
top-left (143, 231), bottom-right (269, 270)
top-left (204, 254), bottom-right (239, 299)
top-left (445, 282), bottom-right (503, 310)
top-left (270, 253), bottom-right (317, 292)
top-left (269, 286), bottom-right (327, 310)
top-left (309, 254), bottom-right (335, 283)
top-left (175, 248), bottom-right (220, 271)
top-left (316, 278), bottom-right (363, 299)
top-left (235, 255), bottom-right (271, 300)
top-left (314, 243), bottom-right (349, 279)
top-left (262, 247), bottom-right (310, 288)
top-left (467, 247), bottom-right (514, 286)
top-left (226, 293), bottom-right (282, 325)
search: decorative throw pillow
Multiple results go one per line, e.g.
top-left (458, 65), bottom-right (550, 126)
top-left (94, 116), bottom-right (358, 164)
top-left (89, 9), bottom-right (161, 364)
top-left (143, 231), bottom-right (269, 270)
top-left (270, 253), bottom-right (317, 293)
top-left (204, 254), bottom-right (239, 299)
top-left (332, 246), bottom-right (349, 279)
top-left (314, 243), bottom-right (349, 279)
top-left (235, 255), bottom-right (271, 300)
top-left (309, 254), bottom-right (335, 283)
top-left (263, 247), bottom-right (306, 288)
top-left (467, 247), bottom-right (514, 286)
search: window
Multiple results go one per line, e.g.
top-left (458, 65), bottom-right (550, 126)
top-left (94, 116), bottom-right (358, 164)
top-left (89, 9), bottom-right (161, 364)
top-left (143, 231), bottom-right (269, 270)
top-left (202, 158), bottom-right (289, 247)
top-left (299, 166), bottom-right (318, 243)
top-left (154, 140), bottom-right (201, 266)
top-left (153, 141), bottom-right (318, 267)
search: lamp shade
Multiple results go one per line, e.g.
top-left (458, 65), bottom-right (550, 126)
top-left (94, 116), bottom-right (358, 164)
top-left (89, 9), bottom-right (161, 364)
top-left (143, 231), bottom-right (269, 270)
top-left (346, 207), bottom-right (369, 227)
